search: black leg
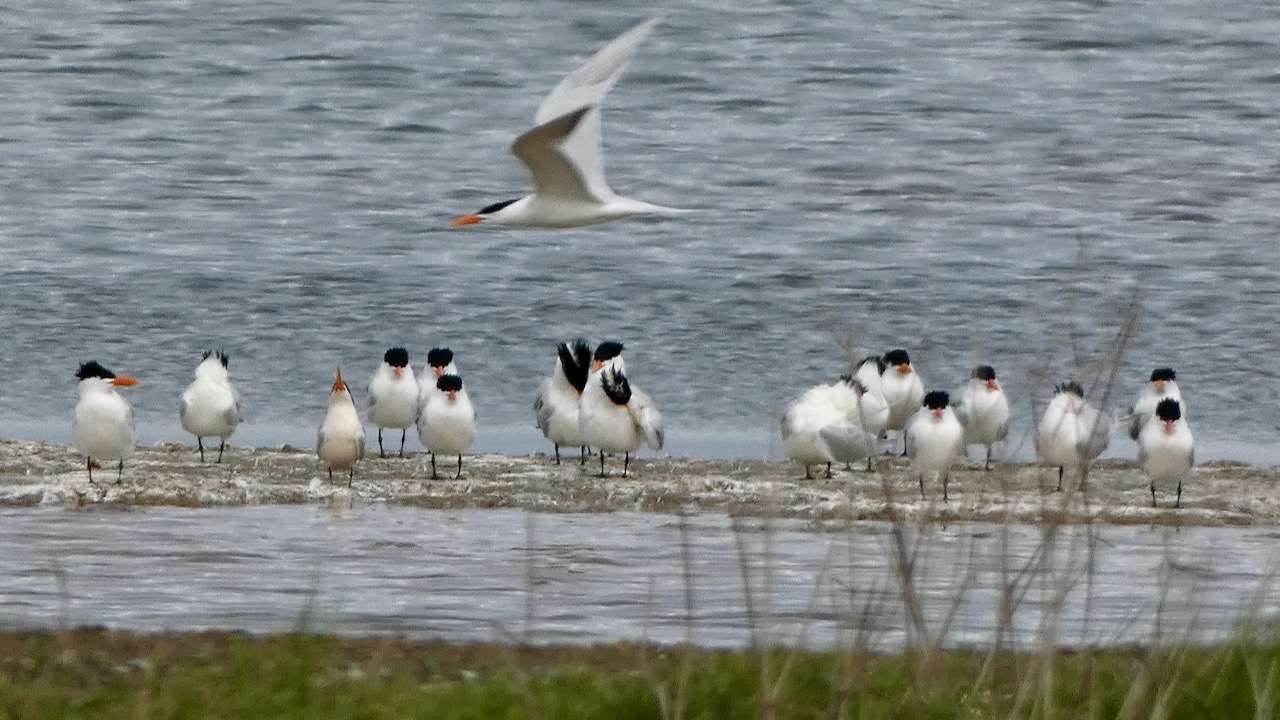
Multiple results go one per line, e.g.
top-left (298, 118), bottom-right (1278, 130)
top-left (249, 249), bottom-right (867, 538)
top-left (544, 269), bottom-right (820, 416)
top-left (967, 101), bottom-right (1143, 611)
top-left (197, 437), bottom-right (205, 463)
top-left (943, 472), bottom-right (949, 502)
top-left (328, 467), bottom-right (333, 482)
top-left (116, 460), bottom-right (124, 485)
top-left (866, 456), bottom-right (873, 471)
top-left (399, 430), bottom-right (407, 458)
top-left (580, 446), bottom-right (588, 465)
top-left (87, 457), bottom-right (94, 484)
top-left (825, 462), bottom-right (833, 479)
top-left (430, 452), bottom-right (438, 480)
top-left (918, 473), bottom-right (925, 500)
top-left (1176, 481), bottom-right (1182, 509)
top-left (348, 467), bottom-right (354, 488)
top-left (554, 444), bottom-right (561, 465)
top-left (217, 438), bottom-right (226, 464)
top-left (1150, 481), bottom-right (1157, 508)
top-left (623, 452), bottom-right (632, 477)
top-left (1056, 467), bottom-right (1064, 492)
top-left (599, 451), bottom-right (607, 478)
top-left (377, 429), bottom-right (386, 458)
top-left (804, 464), bottom-right (813, 480)
top-left (455, 454), bottom-right (463, 479)
top-left (984, 446), bottom-right (992, 472)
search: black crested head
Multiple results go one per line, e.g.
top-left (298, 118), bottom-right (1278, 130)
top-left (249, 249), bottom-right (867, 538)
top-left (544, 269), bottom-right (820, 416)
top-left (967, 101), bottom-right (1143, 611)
top-left (76, 361), bottom-right (115, 381)
top-left (883, 349), bottom-right (911, 367)
top-left (478, 198), bottom-right (519, 216)
top-left (557, 339), bottom-right (592, 393)
top-left (601, 368), bottom-right (632, 406)
top-left (436, 374), bottom-right (463, 393)
top-left (427, 347), bottom-right (454, 368)
top-left (383, 347), bottom-right (410, 368)
top-left (594, 341), bottom-right (624, 363)
top-left (1054, 381), bottom-right (1084, 397)
top-left (1154, 398), bottom-right (1182, 422)
top-left (972, 365), bottom-right (997, 381)
top-left (858, 355), bottom-right (887, 375)
top-left (922, 390), bottom-right (949, 410)
top-left (1150, 368), bottom-right (1176, 383)
top-left (200, 350), bottom-right (230, 368)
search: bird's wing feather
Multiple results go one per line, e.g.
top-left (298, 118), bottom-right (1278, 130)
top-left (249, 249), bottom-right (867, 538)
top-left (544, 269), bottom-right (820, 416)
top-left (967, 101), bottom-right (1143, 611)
top-left (511, 106), bottom-right (597, 203)
top-left (532, 379), bottom-right (554, 433)
top-left (535, 17), bottom-right (660, 200)
top-left (627, 387), bottom-right (664, 451)
top-left (818, 422), bottom-right (876, 464)
top-left (179, 397), bottom-right (190, 426)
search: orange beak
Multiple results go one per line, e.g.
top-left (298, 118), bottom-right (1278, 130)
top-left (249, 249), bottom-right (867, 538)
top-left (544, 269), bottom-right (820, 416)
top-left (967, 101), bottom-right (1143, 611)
top-left (451, 214), bottom-right (483, 227)
top-left (933, 408), bottom-right (944, 419)
top-left (591, 359), bottom-right (603, 373)
top-left (393, 366), bottom-right (403, 379)
top-left (898, 364), bottom-right (912, 375)
top-left (1165, 419), bottom-right (1176, 434)
top-left (447, 389), bottom-right (458, 402)
top-left (434, 366), bottom-right (446, 378)
top-left (333, 365), bottom-right (347, 393)
top-left (112, 376), bottom-right (140, 387)
top-left (986, 379), bottom-right (999, 391)
top-left (1154, 379), bottom-right (1165, 392)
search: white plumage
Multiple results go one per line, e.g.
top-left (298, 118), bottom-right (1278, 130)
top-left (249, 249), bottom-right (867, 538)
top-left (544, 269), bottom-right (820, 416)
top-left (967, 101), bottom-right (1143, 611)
top-left (533, 340), bottom-right (592, 464)
top-left (578, 346), bottom-right (663, 477)
top-left (1137, 398), bottom-right (1194, 508)
top-left (780, 378), bottom-right (878, 479)
top-left (179, 351), bottom-right (242, 463)
top-left (881, 350), bottom-right (926, 452)
top-left (317, 366), bottom-right (365, 485)
top-left (366, 348), bottom-right (419, 458)
top-left (418, 374), bottom-right (477, 479)
top-left (905, 391), bottom-right (966, 501)
top-left (1127, 368), bottom-right (1184, 441)
top-left (952, 365), bottom-right (1010, 470)
top-left (73, 361), bottom-right (140, 484)
top-left (1035, 382), bottom-right (1111, 491)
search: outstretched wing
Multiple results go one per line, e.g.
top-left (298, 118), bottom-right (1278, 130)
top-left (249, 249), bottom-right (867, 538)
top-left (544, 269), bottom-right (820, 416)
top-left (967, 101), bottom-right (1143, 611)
top-left (510, 106), bottom-right (596, 203)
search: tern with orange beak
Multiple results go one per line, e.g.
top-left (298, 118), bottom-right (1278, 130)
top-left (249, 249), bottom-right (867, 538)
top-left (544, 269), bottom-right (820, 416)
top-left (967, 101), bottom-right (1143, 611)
top-left (417, 374), bottom-right (476, 479)
top-left (179, 351), bottom-right (243, 463)
top-left (952, 365), bottom-right (1010, 470)
top-left (1035, 381), bottom-right (1111, 492)
top-left (73, 361), bottom-right (140, 483)
top-left (533, 339), bottom-right (593, 464)
top-left (317, 365), bottom-right (365, 486)
top-left (366, 347), bottom-right (419, 458)
top-left (881, 349), bottom-right (925, 453)
top-left (450, 17), bottom-right (685, 229)
top-left (1138, 398), bottom-right (1193, 508)
top-left (1127, 368), bottom-right (1183, 441)
top-left (904, 391), bottom-right (966, 501)
top-left (417, 347), bottom-right (458, 405)
top-left (578, 342), bottom-right (664, 477)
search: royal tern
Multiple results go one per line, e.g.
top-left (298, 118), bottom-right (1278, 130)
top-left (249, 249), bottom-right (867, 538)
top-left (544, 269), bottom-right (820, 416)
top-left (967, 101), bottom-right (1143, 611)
top-left (1127, 368), bottom-right (1183, 441)
top-left (317, 365), bottom-right (365, 486)
top-left (904, 391), bottom-right (966, 501)
top-left (418, 348), bottom-right (458, 400)
top-left (1034, 381), bottom-right (1111, 491)
top-left (179, 351), bottom-right (243, 463)
top-left (418, 374), bottom-right (476, 479)
top-left (579, 342), bottom-right (664, 477)
top-left (72, 361), bottom-right (140, 484)
top-left (881, 349), bottom-right (925, 453)
top-left (451, 17), bottom-right (684, 229)
top-left (852, 355), bottom-right (891, 468)
top-left (952, 365), bottom-right (1010, 470)
top-left (780, 378), bottom-right (878, 479)
top-left (366, 347), bottom-right (420, 458)
top-left (1137, 398), bottom-right (1193, 508)
top-left (532, 339), bottom-right (593, 464)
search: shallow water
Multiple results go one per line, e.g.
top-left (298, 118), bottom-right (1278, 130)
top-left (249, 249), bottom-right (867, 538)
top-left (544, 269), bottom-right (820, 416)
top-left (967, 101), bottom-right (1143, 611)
top-left (2, 0), bottom-right (1279, 464)
top-left (3, 505), bottom-right (1277, 648)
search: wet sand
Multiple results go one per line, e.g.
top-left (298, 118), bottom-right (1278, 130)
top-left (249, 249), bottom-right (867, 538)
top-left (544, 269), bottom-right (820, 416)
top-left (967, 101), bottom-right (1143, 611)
top-left (1, 437), bottom-right (1276, 526)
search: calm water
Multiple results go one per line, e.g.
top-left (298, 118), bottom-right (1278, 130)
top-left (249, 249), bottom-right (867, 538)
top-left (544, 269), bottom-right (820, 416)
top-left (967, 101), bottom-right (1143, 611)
top-left (2, 505), bottom-right (1277, 648)
top-left (1, 0), bottom-right (1279, 463)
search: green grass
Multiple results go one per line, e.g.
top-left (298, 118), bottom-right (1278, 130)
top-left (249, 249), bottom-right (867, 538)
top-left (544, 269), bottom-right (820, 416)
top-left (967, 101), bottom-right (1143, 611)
top-left (0, 629), bottom-right (1276, 719)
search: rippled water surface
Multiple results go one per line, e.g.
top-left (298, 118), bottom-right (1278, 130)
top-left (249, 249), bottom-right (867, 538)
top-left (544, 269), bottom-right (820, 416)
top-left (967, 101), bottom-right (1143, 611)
top-left (2, 505), bottom-right (1277, 648)
top-left (1, 0), bottom-right (1279, 461)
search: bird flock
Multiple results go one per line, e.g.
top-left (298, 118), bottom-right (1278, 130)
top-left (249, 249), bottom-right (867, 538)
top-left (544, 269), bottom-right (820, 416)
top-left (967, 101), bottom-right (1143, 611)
top-left (782, 351), bottom-right (1194, 508)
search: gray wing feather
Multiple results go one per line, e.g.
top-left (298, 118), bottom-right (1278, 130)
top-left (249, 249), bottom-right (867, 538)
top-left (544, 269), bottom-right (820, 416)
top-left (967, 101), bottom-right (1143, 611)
top-left (818, 422), bottom-right (876, 464)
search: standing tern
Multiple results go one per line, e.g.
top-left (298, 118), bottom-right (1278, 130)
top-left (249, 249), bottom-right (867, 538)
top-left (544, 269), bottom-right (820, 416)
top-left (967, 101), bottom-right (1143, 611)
top-left (317, 365), bottom-right (365, 486)
top-left (418, 374), bottom-right (477, 480)
top-left (952, 364), bottom-right (1010, 471)
top-left (904, 391), bottom-right (966, 501)
top-left (1127, 368), bottom-right (1183, 441)
top-left (179, 350), bottom-right (243, 463)
top-left (533, 339), bottom-right (593, 464)
top-left (780, 377), bottom-right (878, 479)
top-left (1035, 381), bottom-right (1111, 491)
top-left (73, 361), bottom-right (140, 484)
top-left (366, 347), bottom-right (420, 458)
top-left (881, 349), bottom-right (925, 454)
top-left (1137, 398), bottom-right (1193, 508)
top-left (451, 17), bottom-right (684, 229)
top-left (579, 342), bottom-right (664, 477)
